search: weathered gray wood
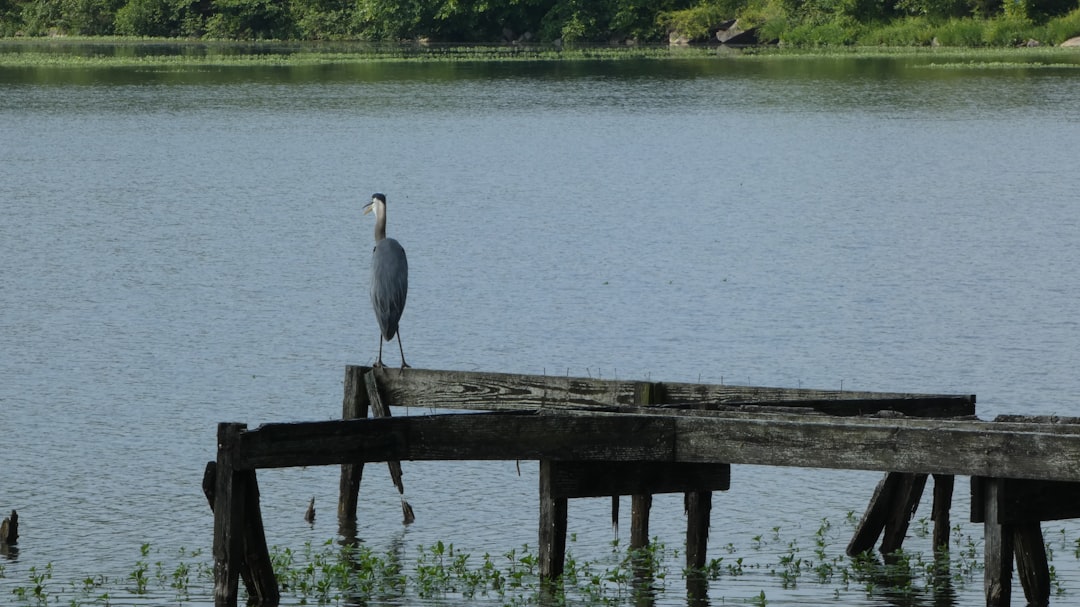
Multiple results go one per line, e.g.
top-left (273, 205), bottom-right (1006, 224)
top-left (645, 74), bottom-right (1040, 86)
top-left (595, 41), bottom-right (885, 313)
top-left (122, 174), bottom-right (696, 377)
top-left (235, 410), bottom-right (1080, 481)
top-left (538, 460), bottom-right (567, 579)
top-left (365, 370), bottom-right (415, 524)
top-left (236, 470), bottom-right (279, 606)
top-left (879, 473), bottom-right (927, 554)
top-left (1, 510), bottom-right (17, 545)
top-left (669, 412), bottom-right (1080, 481)
top-left (350, 365), bottom-right (974, 417)
top-left (236, 412), bottom-right (675, 469)
top-left (338, 366), bottom-right (368, 521)
top-left (208, 435), bottom-right (280, 607)
top-left (685, 491), bottom-right (712, 569)
top-left (983, 478), bottom-right (1013, 607)
top-left (1014, 523), bottom-right (1050, 607)
top-left (931, 474), bottom-right (954, 552)
top-left (629, 381), bottom-right (660, 551)
top-left (213, 423), bottom-right (246, 607)
top-left (847, 472), bottom-right (901, 556)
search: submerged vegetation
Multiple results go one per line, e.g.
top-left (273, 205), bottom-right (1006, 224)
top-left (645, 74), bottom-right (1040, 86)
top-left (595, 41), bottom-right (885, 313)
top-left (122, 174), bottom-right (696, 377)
top-left (4, 515), bottom-right (1080, 605)
top-left (0, 0), bottom-right (1079, 47)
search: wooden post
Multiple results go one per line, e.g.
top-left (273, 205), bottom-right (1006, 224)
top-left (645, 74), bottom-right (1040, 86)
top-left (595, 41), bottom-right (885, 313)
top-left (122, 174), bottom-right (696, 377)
top-left (1014, 523), bottom-right (1050, 607)
top-left (629, 382), bottom-right (662, 550)
top-left (685, 491), bottom-right (712, 570)
top-left (338, 366), bottom-right (369, 522)
top-left (365, 369), bottom-right (415, 524)
top-left (213, 423), bottom-right (246, 607)
top-left (983, 477), bottom-right (1014, 607)
top-left (539, 460), bottom-right (568, 579)
top-left (630, 494), bottom-right (652, 549)
top-left (0, 510), bottom-right (17, 545)
top-left (879, 473), bottom-right (927, 554)
top-left (931, 474), bottom-right (955, 552)
top-left (209, 426), bottom-right (279, 607)
top-left (848, 472), bottom-right (926, 556)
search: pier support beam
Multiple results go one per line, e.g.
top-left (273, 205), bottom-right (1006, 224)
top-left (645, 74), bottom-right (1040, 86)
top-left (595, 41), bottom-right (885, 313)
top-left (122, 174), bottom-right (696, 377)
top-left (539, 460), bottom-right (568, 579)
top-left (685, 491), bottom-right (712, 569)
top-left (209, 423), bottom-right (278, 607)
top-left (338, 366), bottom-right (368, 522)
top-left (973, 477), bottom-right (1057, 607)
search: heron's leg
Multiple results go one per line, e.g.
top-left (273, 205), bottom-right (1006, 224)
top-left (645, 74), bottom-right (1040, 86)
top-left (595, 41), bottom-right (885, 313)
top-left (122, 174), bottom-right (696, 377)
top-left (374, 337), bottom-right (385, 368)
top-left (396, 331), bottom-right (410, 369)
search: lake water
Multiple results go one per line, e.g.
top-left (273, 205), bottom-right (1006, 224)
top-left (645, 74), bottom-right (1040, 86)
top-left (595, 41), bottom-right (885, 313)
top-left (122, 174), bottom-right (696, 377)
top-left (3, 44), bottom-right (1080, 606)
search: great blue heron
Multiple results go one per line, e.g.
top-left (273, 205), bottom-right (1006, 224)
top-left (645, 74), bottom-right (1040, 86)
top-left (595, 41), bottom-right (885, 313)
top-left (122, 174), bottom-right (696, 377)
top-left (363, 193), bottom-right (409, 368)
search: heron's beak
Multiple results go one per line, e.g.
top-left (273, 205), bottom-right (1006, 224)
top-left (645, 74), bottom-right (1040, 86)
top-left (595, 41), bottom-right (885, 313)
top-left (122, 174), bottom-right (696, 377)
top-left (363, 201), bottom-right (375, 215)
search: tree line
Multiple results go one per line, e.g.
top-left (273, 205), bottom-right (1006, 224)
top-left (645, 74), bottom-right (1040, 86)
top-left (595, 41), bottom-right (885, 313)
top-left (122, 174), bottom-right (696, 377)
top-left (1, 0), bottom-right (1078, 44)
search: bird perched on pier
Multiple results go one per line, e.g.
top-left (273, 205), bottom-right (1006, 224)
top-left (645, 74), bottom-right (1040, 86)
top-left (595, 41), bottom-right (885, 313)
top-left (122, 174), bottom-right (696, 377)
top-left (364, 193), bottom-right (409, 368)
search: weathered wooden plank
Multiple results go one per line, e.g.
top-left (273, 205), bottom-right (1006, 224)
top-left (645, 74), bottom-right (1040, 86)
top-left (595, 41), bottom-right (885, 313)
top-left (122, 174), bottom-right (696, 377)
top-left (1014, 523), bottom-right (1050, 607)
top-left (847, 473), bottom-right (895, 556)
top-left (236, 410), bottom-right (1080, 481)
top-left (670, 413), bottom-right (1080, 481)
top-left (545, 461), bottom-right (729, 498)
top-left (237, 413), bottom-right (676, 470)
top-left (358, 366), bottom-right (640, 411)
top-left (879, 473), bottom-right (927, 554)
top-left (352, 366), bottom-right (974, 417)
top-left (365, 371), bottom-right (415, 525)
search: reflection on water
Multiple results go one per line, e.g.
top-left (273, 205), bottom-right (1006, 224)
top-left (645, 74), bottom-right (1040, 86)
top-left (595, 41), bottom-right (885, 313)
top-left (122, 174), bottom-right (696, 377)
top-left (3, 45), bottom-right (1080, 605)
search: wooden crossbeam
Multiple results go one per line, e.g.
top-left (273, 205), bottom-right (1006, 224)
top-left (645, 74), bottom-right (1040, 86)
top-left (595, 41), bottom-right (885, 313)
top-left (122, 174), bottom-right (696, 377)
top-left (228, 410), bottom-right (1080, 482)
top-left (356, 366), bottom-right (975, 417)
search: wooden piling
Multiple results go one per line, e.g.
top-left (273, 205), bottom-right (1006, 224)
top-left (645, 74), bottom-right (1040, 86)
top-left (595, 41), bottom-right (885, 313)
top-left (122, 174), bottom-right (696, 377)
top-left (971, 476), bottom-right (1060, 607)
top-left (982, 478), bottom-right (1013, 607)
top-left (210, 424), bottom-right (278, 607)
top-left (931, 474), bottom-right (955, 552)
top-left (212, 423), bottom-right (245, 607)
top-left (1014, 523), bottom-right (1051, 607)
top-left (538, 460), bottom-right (568, 579)
top-left (338, 366), bottom-right (368, 522)
top-left (879, 473), bottom-right (927, 554)
top-left (0, 510), bottom-right (17, 545)
top-left (629, 381), bottom-right (661, 551)
top-left (685, 491), bottom-right (712, 569)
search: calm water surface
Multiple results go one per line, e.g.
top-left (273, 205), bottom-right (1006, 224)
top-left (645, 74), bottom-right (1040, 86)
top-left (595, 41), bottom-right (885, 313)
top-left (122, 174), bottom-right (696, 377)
top-left (3, 46), bottom-right (1080, 605)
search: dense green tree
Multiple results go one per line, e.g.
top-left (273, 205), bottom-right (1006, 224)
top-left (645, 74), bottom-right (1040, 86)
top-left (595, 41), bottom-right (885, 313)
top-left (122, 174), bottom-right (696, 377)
top-left (1, 0), bottom-right (1079, 42)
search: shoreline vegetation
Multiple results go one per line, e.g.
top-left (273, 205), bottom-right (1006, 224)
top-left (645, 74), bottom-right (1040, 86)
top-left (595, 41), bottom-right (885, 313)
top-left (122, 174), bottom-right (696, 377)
top-left (0, 516), bottom-right (1039, 607)
top-left (0, 1), bottom-right (1079, 49)
top-left (2, 38), bottom-right (1080, 69)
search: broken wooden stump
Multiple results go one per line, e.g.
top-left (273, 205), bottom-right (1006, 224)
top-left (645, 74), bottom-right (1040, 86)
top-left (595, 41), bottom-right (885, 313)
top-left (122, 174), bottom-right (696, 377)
top-left (848, 472), bottom-right (956, 557)
top-left (1, 510), bottom-right (17, 545)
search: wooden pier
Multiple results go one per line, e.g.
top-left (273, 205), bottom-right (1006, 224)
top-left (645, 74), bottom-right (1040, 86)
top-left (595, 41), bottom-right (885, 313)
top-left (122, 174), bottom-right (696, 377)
top-left (208, 366), bottom-right (1080, 607)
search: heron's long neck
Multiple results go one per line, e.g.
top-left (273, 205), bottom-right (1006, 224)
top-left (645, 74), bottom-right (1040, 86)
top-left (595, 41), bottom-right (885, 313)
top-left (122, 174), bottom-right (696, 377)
top-left (374, 209), bottom-right (387, 242)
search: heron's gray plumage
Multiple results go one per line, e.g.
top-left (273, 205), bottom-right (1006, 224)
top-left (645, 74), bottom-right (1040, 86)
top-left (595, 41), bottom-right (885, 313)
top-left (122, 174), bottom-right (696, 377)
top-left (371, 236), bottom-right (407, 341)
top-left (364, 193), bottom-right (409, 368)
